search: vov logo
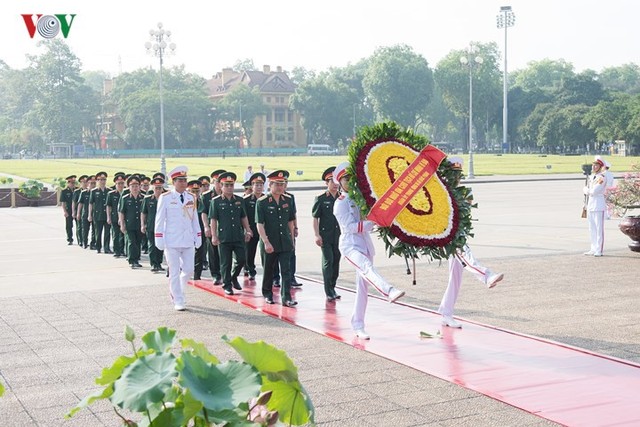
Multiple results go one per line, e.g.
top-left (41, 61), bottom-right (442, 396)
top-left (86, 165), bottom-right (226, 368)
top-left (21, 14), bottom-right (77, 39)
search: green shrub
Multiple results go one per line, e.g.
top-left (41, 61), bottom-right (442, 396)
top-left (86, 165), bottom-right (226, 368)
top-left (67, 326), bottom-right (315, 426)
top-left (18, 180), bottom-right (44, 198)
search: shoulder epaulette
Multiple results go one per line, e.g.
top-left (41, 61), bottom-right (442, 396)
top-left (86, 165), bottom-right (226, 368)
top-left (144, 194), bottom-right (153, 199)
top-left (257, 194), bottom-right (269, 201)
top-left (159, 191), bottom-right (170, 197)
top-left (282, 193), bottom-right (292, 199)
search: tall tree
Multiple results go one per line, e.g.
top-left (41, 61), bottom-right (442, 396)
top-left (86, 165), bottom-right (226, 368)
top-left (362, 44), bottom-right (433, 129)
top-left (598, 64), bottom-right (640, 95)
top-left (218, 84), bottom-right (268, 149)
top-left (511, 58), bottom-right (575, 93)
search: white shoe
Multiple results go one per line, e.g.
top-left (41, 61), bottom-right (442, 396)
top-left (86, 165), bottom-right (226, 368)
top-left (442, 316), bottom-right (462, 328)
top-left (174, 304), bottom-right (186, 311)
top-left (354, 329), bottom-right (370, 340)
top-left (486, 272), bottom-right (504, 289)
top-left (583, 251), bottom-right (594, 256)
top-left (387, 288), bottom-right (405, 303)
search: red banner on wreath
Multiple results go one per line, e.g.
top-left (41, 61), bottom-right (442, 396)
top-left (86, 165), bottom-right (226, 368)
top-left (366, 145), bottom-right (447, 227)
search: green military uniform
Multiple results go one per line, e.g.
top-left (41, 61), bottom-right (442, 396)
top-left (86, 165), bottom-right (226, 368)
top-left (312, 189), bottom-right (341, 298)
top-left (200, 189), bottom-right (221, 281)
top-left (256, 176), bottom-right (296, 304)
top-left (210, 174), bottom-right (248, 294)
top-left (242, 191), bottom-right (261, 279)
top-left (118, 191), bottom-right (145, 267)
top-left (106, 188), bottom-right (125, 257)
top-left (78, 188), bottom-right (92, 248)
top-left (273, 189), bottom-right (298, 286)
top-left (89, 183), bottom-right (111, 253)
top-left (72, 185), bottom-right (84, 245)
top-left (60, 179), bottom-right (75, 245)
top-left (141, 192), bottom-right (163, 270)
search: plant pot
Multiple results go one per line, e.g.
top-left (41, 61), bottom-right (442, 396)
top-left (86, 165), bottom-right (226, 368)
top-left (619, 215), bottom-right (640, 252)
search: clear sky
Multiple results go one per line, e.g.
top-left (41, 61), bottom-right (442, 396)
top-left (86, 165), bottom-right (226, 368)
top-left (2, 0), bottom-right (638, 79)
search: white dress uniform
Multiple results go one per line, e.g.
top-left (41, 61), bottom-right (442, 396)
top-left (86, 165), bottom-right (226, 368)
top-left (155, 189), bottom-right (202, 308)
top-left (333, 191), bottom-right (397, 332)
top-left (438, 245), bottom-right (501, 319)
top-left (583, 171), bottom-right (607, 256)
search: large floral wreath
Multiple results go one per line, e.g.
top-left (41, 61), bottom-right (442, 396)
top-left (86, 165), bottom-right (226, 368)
top-left (347, 122), bottom-right (474, 261)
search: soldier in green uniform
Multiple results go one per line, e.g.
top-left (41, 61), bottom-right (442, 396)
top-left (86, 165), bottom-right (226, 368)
top-left (200, 169), bottom-right (225, 284)
top-left (89, 171), bottom-right (112, 254)
top-left (198, 175), bottom-right (211, 271)
top-left (273, 173), bottom-right (301, 287)
top-left (139, 176), bottom-right (151, 253)
top-left (141, 177), bottom-right (165, 272)
top-left (312, 167), bottom-right (342, 301)
top-left (60, 175), bottom-right (76, 245)
top-left (77, 175), bottom-right (96, 249)
top-left (118, 175), bottom-right (145, 268)
top-left (106, 173), bottom-right (126, 258)
top-left (210, 172), bottom-right (252, 295)
top-left (242, 172), bottom-right (265, 280)
top-left (73, 175), bottom-right (88, 246)
top-left (256, 170), bottom-right (297, 307)
top-left (188, 179), bottom-right (206, 280)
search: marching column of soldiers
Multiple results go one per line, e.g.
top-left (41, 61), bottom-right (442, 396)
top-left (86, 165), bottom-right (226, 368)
top-left (59, 166), bottom-right (344, 309)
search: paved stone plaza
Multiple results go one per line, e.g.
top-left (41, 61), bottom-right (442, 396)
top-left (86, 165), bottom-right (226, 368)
top-left (0, 176), bottom-right (638, 426)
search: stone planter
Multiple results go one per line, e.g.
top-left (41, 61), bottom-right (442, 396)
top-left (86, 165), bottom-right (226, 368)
top-left (619, 215), bottom-right (640, 252)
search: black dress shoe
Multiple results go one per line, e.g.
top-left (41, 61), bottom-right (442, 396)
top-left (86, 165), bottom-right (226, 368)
top-left (333, 293), bottom-right (342, 300)
top-left (291, 280), bottom-right (302, 288)
top-left (283, 300), bottom-right (298, 307)
top-left (232, 279), bottom-right (242, 290)
top-left (213, 278), bottom-right (222, 286)
top-left (157, 266), bottom-right (165, 271)
top-left (130, 264), bottom-right (136, 269)
top-left (193, 275), bottom-right (201, 280)
top-left (327, 295), bottom-right (336, 302)
top-left (273, 281), bottom-right (280, 288)
top-left (249, 275), bottom-right (255, 281)
top-left (264, 298), bottom-right (275, 304)
top-left (104, 249), bottom-right (113, 254)
top-left (223, 288), bottom-right (234, 295)
top-left (244, 271), bottom-right (249, 277)
top-left (151, 266), bottom-right (158, 272)
top-left (67, 241), bottom-right (73, 246)
top-left (134, 262), bottom-right (143, 268)
top-left (97, 249), bottom-right (102, 254)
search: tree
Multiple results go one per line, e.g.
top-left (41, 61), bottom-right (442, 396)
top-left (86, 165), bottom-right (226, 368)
top-left (511, 58), bottom-right (575, 93)
top-left (584, 93), bottom-right (640, 151)
top-left (362, 44), bottom-right (433, 129)
top-left (537, 104), bottom-right (594, 152)
top-left (598, 64), bottom-right (640, 94)
top-left (217, 84), bottom-right (268, 149)
top-left (233, 59), bottom-right (256, 72)
top-left (555, 70), bottom-right (604, 106)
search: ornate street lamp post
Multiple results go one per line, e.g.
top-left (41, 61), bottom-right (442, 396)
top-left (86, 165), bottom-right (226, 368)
top-left (460, 44), bottom-right (483, 179)
top-left (145, 23), bottom-right (176, 178)
top-left (497, 6), bottom-right (515, 153)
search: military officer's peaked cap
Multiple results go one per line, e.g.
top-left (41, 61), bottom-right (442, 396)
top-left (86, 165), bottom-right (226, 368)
top-left (593, 156), bottom-right (605, 168)
top-left (210, 169), bottom-right (226, 180)
top-left (152, 172), bottom-right (165, 180)
top-left (114, 171), bottom-right (126, 177)
top-left (321, 167), bottom-right (336, 181)
top-left (65, 175), bottom-right (77, 181)
top-left (151, 177), bottom-right (165, 186)
top-left (198, 175), bottom-right (211, 184)
top-left (113, 174), bottom-right (125, 183)
top-left (218, 172), bottom-right (237, 183)
top-left (448, 156), bottom-right (464, 171)
top-left (268, 170), bottom-right (288, 183)
top-left (140, 176), bottom-right (150, 184)
top-left (332, 162), bottom-right (350, 185)
top-left (78, 175), bottom-right (89, 182)
top-left (88, 175), bottom-right (97, 181)
top-left (187, 180), bottom-right (201, 189)
top-left (249, 172), bottom-right (266, 184)
top-left (169, 165), bottom-right (188, 180)
top-left (126, 175), bottom-right (140, 185)
top-left (96, 171), bottom-right (108, 179)
top-left (241, 180), bottom-right (252, 188)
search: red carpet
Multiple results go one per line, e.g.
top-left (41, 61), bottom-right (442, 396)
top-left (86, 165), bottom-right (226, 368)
top-left (191, 275), bottom-right (640, 426)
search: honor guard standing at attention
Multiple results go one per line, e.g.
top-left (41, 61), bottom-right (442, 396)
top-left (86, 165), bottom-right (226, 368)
top-left (312, 167), bottom-right (342, 301)
top-left (210, 172), bottom-right (253, 295)
top-left (60, 175), bottom-right (76, 245)
top-left (188, 179), bottom-right (206, 280)
top-left (583, 156), bottom-right (608, 257)
top-left (155, 166), bottom-right (202, 311)
top-left (242, 172), bottom-right (266, 281)
top-left (118, 175), bottom-right (145, 268)
top-left (141, 177), bottom-right (166, 272)
top-left (200, 169), bottom-right (225, 284)
top-left (73, 175), bottom-right (88, 246)
top-left (256, 170), bottom-right (298, 307)
top-left (106, 173), bottom-right (126, 258)
top-left (89, 171), bottom-right (112, 254)
top-left (77, 175), bottom-right (96, 249)
top-left (332, 162), bottom-right (405, 340)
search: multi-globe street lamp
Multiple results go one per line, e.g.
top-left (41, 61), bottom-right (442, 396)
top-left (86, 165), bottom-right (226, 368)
top-left (460, 44), bottom-right (483, 179)
top-left (145, 23), bottom-right (176, 178)
top-left (497, 6), bottom-right (515, 153)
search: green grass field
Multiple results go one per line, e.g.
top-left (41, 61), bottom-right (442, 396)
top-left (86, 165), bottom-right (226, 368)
top-left (0, 154), bottom-right (638, 185)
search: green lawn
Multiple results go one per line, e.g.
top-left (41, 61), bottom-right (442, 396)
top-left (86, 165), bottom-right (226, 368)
top-left (0, 154), bottom-right (638, 185)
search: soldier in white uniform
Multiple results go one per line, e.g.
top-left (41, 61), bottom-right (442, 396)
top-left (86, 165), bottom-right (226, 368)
top-left (154, 166), bottom-right (202, 311)
top-left (438, 157), bottom-right (504, 329)
top-left (583, 156), bottom-right (607, 257)
top-left (332, 162), bottom-right (405, 340)
top-left (603, 160), bottom-right (615, 219)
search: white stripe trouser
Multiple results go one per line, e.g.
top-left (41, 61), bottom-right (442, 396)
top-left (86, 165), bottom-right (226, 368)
top-left (343, 248), bottom-right (393, 330)
top-left (588, 210), bottom-right (605, 255)
top-left (438, 245), bottom-right (489, 317)
top-left (165, 246), bottom-right (195, 306)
